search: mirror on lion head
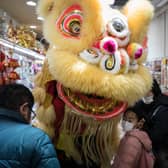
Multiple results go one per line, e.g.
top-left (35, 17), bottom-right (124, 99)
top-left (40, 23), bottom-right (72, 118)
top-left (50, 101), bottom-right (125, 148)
top-left (33, 0), bottom-right (154, 167)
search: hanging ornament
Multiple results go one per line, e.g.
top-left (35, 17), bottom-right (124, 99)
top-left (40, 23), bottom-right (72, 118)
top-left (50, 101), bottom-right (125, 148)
top-left (0, 51), bottom-right (5, 62)
top-left (8, 71), bottom-right (20, 80)
top-left (8, 58), bottom-right (20, 69)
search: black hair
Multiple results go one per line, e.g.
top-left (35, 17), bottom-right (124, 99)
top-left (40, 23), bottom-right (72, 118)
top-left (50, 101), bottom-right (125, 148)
top-left (0, 83), bottom-right (34, 112)
top-left (125, 106), bottom-right (144, 121)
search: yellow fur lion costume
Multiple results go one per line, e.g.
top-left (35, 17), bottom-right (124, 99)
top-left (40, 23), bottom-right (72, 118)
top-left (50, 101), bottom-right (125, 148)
top-left (33, 0), bottom-right (154, 167)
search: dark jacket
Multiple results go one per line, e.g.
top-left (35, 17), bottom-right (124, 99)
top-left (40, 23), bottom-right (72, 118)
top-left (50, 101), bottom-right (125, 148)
top-left (0, 108), bottom-right (60, 168)
top-left (135, 94), bottom-right (168, 168)
top-left (135, 94), bottom-right (168, 151)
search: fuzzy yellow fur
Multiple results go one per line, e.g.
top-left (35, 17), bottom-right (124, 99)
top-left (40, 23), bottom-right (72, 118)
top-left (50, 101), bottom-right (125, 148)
top-left (38, 0), bottom-right (104, 53)
top-left (36, 0), bottom-right (54, 18)
top-left (34, 59), bottom-right (53, 87)
top-left (35, 120), bottom-right (55, 138)
top-left (47, 48), bottom-right (152, 105)
top-left (33, 59), bottom-right (56, 138)
top-left (32, 87), bottom-right (46, 104)
top-left (36, 105), bottom-right (56, 125)
top-left (122, 0), bottom-right (154, 43)
top-left (34, 102), bottom-right (56, 138)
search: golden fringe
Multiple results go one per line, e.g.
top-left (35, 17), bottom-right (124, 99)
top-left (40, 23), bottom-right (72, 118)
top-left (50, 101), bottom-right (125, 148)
top-left (57, 105), bottom-right (121, 168)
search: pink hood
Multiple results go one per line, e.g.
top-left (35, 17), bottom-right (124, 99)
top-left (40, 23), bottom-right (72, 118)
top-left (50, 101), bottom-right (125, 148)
top-left (127, 129), bottom-right (152, 152)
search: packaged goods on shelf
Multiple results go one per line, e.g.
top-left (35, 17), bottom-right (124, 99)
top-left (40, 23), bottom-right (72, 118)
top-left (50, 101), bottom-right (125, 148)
top-left (0, 38), bottom-right (44, 89)
top-left (145, 57), bottom-right (168, 93)
top-left (161, 57), bottom-right (168, 91)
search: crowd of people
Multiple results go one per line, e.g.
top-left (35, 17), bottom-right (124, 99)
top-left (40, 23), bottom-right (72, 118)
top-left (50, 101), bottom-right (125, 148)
top-left (111, 78), bottom-right (168, 168)
top-left (0, 78), bottom-right (168, 168)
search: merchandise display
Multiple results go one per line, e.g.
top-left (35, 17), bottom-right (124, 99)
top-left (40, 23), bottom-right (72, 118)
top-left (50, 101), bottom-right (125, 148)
top-left (161, 57), bottom-right (168, 91)
top-left (0, 8), bottom-right (47, 56)
top-left (145, 58), bottom-right (168, 93)
top-left (33, 0), bottom-right (154, 167)
top-left (0, 8), bottom-right (45, 88)
top-left (0, 38), bottom-right (44, 88)
top-left (0, 48), bottom-right (20, 85)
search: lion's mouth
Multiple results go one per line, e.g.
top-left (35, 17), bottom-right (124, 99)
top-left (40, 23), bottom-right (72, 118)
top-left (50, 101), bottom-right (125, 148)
top-left (57, 82), bottom-right (127, 120)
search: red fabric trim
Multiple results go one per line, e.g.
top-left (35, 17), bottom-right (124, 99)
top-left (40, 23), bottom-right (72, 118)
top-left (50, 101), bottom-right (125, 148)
top-left (46, 80), bottom-right (65, 138)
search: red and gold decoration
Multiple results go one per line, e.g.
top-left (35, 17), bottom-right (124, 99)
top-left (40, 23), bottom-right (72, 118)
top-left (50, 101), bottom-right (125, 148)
top-left (0, 47), bottom-right (20, 85)
top-left (15, 26), bottom-right (36, 49)
top-left (6, 20), bottom-right (37, 50)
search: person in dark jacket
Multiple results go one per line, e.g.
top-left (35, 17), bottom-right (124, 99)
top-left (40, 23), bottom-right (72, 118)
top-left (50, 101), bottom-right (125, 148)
top-left (134, 79), bottom-right (168, 168)
top-left (0, 83), bottom-right (60, 168)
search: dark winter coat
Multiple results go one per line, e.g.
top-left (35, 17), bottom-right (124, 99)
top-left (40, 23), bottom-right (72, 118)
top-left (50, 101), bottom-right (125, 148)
top-left (0, 108), bottom-right (60, 168)
top-left (135, 94), bottom-right (168, 152)
top-left (135, 93), bottom-right (168, 168)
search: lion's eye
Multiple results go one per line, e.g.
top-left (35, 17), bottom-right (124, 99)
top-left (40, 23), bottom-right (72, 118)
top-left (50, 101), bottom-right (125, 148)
top-left (100, 51), bottom-right (121, 74)
top-left (107, 15), bottom-right (129, 38)
top-left (56, 4), bottom-right (83, 38)
top-left (112, 19), bottom-right (125, 32)
top-left (70, 21), bottom-right (81, 35)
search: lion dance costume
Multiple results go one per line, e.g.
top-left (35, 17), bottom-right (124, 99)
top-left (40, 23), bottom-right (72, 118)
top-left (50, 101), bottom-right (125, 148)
top-left (33, 0), bottom-right (154, 167)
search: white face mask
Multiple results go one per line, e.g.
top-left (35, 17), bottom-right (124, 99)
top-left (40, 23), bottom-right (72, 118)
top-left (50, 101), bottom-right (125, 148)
top-left (122, 120), bottom-right (134, 132)
top-left (142, 95), bottom-right (154, 104)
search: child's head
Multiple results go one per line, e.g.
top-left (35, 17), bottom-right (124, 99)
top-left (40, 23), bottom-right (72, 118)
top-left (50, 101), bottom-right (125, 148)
top-left (122, 107), bottom-right (145, 132)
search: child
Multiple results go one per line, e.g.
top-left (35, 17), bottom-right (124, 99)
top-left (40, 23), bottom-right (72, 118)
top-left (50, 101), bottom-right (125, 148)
top-left (112, 107), bottom-right (155, 168)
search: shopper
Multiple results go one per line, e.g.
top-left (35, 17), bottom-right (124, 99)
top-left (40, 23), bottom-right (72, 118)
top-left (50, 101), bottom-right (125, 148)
top-left (0, 83), bottom-right (60, 168)
top-left (134, 79), bottom-right (168, 168)
top-left (111, 107), bottom-right (154, 168)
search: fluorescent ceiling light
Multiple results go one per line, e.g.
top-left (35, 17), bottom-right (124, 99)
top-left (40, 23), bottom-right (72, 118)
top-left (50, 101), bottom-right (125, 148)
top-left (29, 25), bottom-right (37, 29)
top-left (0, 38), bottom-right (45, 61)
top-left (37, 16), bottom-right (44, 21)
top-left (26, 1), bottom-right (36, 6)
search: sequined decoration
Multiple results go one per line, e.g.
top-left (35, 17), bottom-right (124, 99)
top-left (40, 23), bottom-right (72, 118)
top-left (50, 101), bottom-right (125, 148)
top-left (63, 87), bottom-right (117, 114)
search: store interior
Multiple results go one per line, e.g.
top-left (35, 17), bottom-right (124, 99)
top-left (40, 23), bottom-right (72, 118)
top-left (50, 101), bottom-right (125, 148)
top-left (0, 0), bottom-right (168, 91)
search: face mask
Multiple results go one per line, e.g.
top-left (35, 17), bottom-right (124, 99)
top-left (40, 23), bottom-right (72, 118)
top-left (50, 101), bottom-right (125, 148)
top-left (142, 95), bottom-right (154, 104)
top-left (122, 120), bottom-right (134, 132)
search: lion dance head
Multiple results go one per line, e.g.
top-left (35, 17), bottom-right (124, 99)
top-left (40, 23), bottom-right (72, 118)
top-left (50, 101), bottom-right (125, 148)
top-left (33, 0), bottom-right (154, 167)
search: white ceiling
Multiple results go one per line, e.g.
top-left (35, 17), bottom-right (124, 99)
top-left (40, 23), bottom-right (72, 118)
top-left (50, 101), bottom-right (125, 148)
top-left (0, 0), bottom-right (42, 32)
top-left (0, 0), bottom-right (167, 34)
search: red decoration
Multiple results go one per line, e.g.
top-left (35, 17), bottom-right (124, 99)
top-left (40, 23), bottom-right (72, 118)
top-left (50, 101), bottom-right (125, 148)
top-left (8, 58), bottom-right (20, 69)
top-left (0, 49), bottom-right (20, 85)
top-left (0, 51), bottom-right (5, 61)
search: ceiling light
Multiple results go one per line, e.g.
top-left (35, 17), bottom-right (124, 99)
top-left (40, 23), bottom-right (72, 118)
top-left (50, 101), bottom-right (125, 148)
top-left (37, 16), bottom-right (44, 21)
top-left (26, 1), bottom-right (37, 6)
top-left (29, 25), bottom-right (37, 29)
